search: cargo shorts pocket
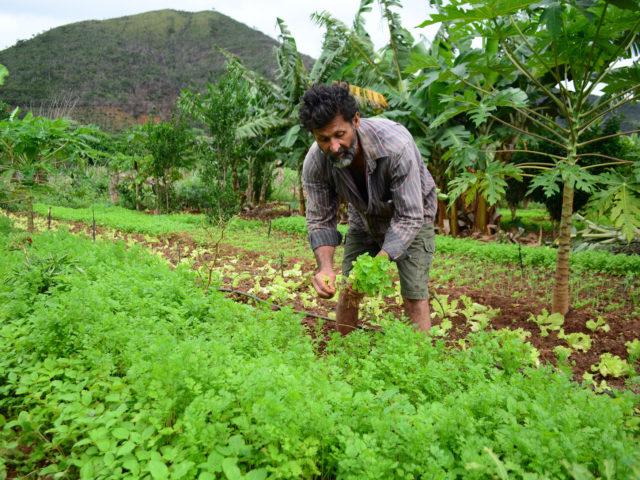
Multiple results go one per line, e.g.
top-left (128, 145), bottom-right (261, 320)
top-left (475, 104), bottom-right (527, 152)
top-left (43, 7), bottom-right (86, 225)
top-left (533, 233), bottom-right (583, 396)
top-left (397, 223), bottom-right (435, 300)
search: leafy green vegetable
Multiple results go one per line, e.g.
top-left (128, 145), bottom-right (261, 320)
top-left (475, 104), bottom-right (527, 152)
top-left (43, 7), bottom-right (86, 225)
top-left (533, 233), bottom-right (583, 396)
top-left (348, 253), bottom-right (395, 297)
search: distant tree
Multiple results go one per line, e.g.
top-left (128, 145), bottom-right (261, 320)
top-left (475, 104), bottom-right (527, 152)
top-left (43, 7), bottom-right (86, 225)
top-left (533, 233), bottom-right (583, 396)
top-left (143, 116), bottom-right (193, 212)
top-left (0, 111), bottom-right (96, 230)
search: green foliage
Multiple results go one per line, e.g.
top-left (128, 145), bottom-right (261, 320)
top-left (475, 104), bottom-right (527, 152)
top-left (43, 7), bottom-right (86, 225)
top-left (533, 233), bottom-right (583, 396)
top-left (205, 180), bottom-right (240, 226)
top-left (143, 116), bottom-right (194, 212)
top-left (0, 63), bottom-right (7, 86)
top-left (460, 295), bottom-right (500, 332)
top-left (264, 215), bottom-right (640, 276)
top-left (558, 331), bottom-right (592, 353)
top-left (528, 309), bottom-right (564, 337)
top-left (348, 254), bottom-right (395, 297)
top-left (591, 353), bottom-right (632, 378)
top-left (586, 316), bottom-right (610, 333)
top-left (587, 170), bottom-right (640, 243)
top-left (626, 339), bottom-right (640, 364)
top-left (1, 229), bottom-right (638, 478)
top-left (0, 113), bottom-right (100, 216)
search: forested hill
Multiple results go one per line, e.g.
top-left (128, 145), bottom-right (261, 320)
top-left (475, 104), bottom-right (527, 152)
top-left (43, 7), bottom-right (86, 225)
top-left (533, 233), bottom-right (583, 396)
top-left (0, 9), bottom-right (312, 129)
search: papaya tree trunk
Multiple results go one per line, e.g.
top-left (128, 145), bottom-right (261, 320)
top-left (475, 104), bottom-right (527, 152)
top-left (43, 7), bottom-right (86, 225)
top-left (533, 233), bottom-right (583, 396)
top-left (474, 194), bottom-right (488, 234)
top-left (449, 200), bottom-right (459, 237)
top-left (552, 180), bottom-right (574, 315)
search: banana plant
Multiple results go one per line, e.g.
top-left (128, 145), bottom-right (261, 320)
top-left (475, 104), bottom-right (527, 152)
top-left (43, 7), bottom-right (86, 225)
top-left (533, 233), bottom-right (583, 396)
top-left (424, 0), bottom-right (640, 314)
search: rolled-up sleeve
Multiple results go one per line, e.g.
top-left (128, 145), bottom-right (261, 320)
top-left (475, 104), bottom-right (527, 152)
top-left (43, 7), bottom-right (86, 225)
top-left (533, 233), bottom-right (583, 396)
top-left (381, 142), bottom-right (424, 260)
top-left (302, 149), bottom-right (342, 250)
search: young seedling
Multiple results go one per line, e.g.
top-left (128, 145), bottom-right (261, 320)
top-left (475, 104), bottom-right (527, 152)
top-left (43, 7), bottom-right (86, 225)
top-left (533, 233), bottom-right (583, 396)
top-left (591, 353), bottom-right (631, 378)
top-left (528, 309), bottom-right (564, 337)
top-left (585, 316), bottom-right (610, 333)
top-left (558, 330), bottom-right (592, 353)
top-left (626, 339), bottom-right (640, 364)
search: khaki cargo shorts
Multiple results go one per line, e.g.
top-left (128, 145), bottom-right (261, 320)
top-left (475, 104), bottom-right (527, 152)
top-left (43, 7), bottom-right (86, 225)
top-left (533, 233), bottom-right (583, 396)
top-left (342, 223), bottom-right (436, 300)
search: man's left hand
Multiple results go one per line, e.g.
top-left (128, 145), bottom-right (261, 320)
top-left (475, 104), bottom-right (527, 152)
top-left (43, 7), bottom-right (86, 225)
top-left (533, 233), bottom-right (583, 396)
top-left (376, 249), bottom-right (390, 259)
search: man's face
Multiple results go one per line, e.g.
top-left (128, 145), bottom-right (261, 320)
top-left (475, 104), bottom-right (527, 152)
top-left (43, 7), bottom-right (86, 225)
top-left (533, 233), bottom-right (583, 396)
top-left (312, 113), bottom-right (360, 168)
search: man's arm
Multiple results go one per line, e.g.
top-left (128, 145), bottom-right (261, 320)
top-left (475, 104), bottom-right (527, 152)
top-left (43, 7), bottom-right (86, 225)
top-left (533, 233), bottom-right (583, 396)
top-left (312, 245), bottom-right (336, 298)
top-left (302, 148), bottom-right (341, 297)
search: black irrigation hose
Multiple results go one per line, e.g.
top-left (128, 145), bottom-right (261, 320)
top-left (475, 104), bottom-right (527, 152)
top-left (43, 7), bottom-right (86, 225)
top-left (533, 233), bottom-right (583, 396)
top-left (217, 287), bottom-right (374, 331)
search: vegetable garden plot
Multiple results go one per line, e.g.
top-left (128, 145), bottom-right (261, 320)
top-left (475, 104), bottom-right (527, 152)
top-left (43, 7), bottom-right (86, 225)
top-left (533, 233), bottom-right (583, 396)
top-left (5, 208), bottom-right (640, 391)
top-left (1, 220), bottom-right (639, 479)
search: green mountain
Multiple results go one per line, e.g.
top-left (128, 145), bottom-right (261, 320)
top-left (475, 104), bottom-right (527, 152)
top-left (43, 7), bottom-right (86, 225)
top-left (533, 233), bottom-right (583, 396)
top-left (0, 9), bottom-right (307, 129)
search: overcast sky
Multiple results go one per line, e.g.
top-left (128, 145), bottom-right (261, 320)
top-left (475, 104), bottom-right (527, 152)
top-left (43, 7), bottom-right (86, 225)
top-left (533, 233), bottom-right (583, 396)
top-left (0, 1), bottom-right (439, 57)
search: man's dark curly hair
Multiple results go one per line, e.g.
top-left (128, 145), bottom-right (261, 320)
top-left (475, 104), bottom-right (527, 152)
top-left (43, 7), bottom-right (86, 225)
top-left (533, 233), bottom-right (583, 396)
top-left (299, 83), bottom-right (359, 132)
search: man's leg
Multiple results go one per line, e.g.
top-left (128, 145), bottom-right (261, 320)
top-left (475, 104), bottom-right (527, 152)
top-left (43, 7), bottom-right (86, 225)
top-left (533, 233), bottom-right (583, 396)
top-left (396, 223), bottom-right (436, 333)
top-left (403, 298), bottom-right (431, 332)
top-left (338, 229), bottom-right (379, 335)
top-left (336, 287), bottom-right (364, 334)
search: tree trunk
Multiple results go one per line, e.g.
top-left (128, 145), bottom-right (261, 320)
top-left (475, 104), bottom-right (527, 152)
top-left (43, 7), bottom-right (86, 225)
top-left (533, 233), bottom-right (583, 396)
top-left (259, 162), bottom-right (274, 207)
top-left (297, 160), bottom-right (305, 216)
top-left (449, 200), bottom-right (459, 237)
top-left (232, 160), bottom-right (240, 193)
top-left (165, 179), bottom-right (169, 212)
top-left (552, 181), bottom-right (574, 315)
top-left (108, 174), bottom-right (120, 204)
top-left (135, 180), bottom-right (141, 211)
top-left (436, 199), bottom-right (447, 232)
top-left (474, 194), bottom-right (488, 234)
top-left (134, 161), bottom-right (141, 211)
top-left (244, 157), bottom-right (255, 208)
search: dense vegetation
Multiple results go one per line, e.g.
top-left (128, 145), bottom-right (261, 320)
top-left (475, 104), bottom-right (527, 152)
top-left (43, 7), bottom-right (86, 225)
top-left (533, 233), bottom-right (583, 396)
top-left (1, 1), bottom-right (640, 477)
top-left (1, 222), bottom-right (638, 478)
top-left (0, 10), bottom-right (313, 129)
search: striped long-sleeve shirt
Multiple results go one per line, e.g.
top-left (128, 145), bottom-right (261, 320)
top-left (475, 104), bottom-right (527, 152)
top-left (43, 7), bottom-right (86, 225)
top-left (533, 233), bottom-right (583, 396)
top-left (302, 117), bottom-right (437, 260)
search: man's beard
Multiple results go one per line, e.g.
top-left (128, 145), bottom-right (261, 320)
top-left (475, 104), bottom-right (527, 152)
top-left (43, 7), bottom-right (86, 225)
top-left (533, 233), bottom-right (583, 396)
top-left (327, 133), bottom-right (358, 169)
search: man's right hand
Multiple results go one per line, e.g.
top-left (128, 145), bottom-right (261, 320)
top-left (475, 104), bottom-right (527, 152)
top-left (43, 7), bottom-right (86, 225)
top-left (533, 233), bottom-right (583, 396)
top-left (312, 269), bottom-right (336, 299)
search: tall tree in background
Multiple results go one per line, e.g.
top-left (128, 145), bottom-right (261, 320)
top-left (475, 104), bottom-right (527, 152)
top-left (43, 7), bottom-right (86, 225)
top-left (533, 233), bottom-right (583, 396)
top-left (426, 0), bottom-right (640, 314)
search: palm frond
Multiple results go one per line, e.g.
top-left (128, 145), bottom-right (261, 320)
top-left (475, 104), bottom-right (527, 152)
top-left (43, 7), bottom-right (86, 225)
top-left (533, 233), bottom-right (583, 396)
top-left (236, 115), bottom-right (291, 140)
top-left (276, 18), bottom-right (310, 103)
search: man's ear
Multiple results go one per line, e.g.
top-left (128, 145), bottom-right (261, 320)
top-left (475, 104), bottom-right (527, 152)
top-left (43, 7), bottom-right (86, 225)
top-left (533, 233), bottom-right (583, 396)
top-left (353, 112), bottom-right (361, 129)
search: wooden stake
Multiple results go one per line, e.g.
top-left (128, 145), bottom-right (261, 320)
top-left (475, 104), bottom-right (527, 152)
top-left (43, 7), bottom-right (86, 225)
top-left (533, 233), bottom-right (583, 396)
top-left (92, 207), bottom-right (96, 242)
top-left (47, 206), bottom-right (52, 230)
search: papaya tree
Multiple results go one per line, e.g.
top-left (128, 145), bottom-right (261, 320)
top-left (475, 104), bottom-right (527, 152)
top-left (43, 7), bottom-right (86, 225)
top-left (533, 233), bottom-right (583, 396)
top-left (424, 0), bottom-right (640, 314)
top-left (0, 111), bottom-right (97, 230)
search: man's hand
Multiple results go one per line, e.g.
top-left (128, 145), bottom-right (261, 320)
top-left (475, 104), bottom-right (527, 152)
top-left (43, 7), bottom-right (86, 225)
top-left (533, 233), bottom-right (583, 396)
top-left (376, 249), bottom-right (390, 259)
top-left (312, 269), bottom-right (336, 299)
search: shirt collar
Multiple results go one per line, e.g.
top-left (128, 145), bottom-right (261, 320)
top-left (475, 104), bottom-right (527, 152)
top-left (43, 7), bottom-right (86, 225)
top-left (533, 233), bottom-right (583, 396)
top-left (356, 118), bottom-right (388, 173)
